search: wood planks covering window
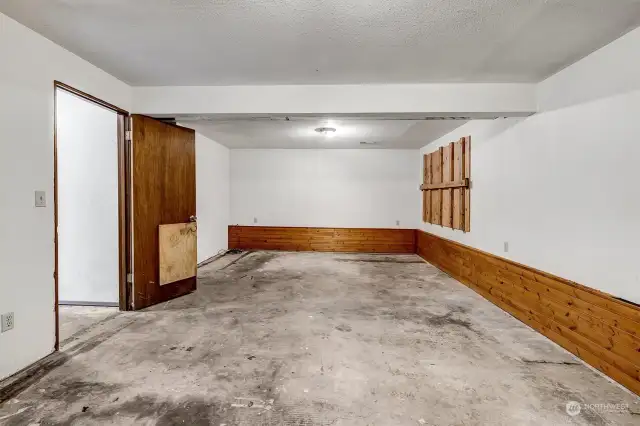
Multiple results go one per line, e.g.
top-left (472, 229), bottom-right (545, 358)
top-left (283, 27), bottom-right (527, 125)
top-left (416, 230), bottom-right (640, 396)
top-left (421, 136), bottom-right (470, 232)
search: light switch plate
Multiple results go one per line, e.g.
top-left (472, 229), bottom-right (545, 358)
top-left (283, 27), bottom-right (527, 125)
top-left (35, 190), bottom-right (46, 207)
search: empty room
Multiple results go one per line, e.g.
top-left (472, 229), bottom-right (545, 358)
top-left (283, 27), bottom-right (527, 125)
top-left (0, 1), bottom-right (639, 425)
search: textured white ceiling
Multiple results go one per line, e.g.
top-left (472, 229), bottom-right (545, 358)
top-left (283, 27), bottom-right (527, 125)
top-left (2, 0), bottom-right (640, 86)
top-left (184, 117), bottom-right (466, 149)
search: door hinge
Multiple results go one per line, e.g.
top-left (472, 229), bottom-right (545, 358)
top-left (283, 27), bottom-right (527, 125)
top-left (126, 273), bottom-right (133, 283)
top-left (125, 130), bottom-right (132, 141)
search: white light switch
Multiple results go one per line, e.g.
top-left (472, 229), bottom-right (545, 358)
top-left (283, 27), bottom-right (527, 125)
top-left (35, 190), bottom-right (46, 207)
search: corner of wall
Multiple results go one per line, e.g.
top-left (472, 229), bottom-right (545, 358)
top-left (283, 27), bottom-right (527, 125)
top-left (536, 26), bottom-right (640, 112)
top-left (193, 131), bottom-right (231, 263)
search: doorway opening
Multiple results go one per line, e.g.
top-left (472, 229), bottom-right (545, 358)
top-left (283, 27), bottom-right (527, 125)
top-left (53, 82), bottom-right (131, 350)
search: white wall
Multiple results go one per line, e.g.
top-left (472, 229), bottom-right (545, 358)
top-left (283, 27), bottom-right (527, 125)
top-left (195, 132), bottom-right (230, 262)
top-left (57, 90), bottom-right (119, 305)
top-left (0, 13), bottom-right (131, 380)
top-left (537, 27), bottom-right (640, 112)
top-left (231, 150), bottom-right (419, 229)
top-left (419, 28), bottom-right (640, 305)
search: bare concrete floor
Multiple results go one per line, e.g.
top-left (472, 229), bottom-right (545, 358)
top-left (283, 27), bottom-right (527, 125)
top-left (1, 251), bottom-right (638, 425)
top-left (58, 306), bottom-right (119, 343)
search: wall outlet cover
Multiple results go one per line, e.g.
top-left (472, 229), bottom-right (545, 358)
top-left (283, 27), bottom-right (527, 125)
top-left (504, 241), bottom-right (509, 253)
top-left (1, 312), bottom-right (14, 332)
top-left (35, 190), bottom-right (46, 207)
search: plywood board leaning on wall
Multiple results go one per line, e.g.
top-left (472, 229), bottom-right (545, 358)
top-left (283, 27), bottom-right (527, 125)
top-left (421, 136), bottom-right (471, 232)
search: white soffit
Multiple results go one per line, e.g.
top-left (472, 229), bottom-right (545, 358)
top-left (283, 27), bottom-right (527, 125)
top-left (132, 84), bottom-right (537, 116)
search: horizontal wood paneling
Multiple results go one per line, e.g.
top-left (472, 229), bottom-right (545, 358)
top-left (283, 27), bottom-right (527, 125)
top-left (229, 226), bottom-right (416, 254)
top-left (416, 230), bottom-right (640, 396)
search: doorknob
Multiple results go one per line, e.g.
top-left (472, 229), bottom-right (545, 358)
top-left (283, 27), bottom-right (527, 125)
top-left (189, 215), bottom-right (197, 222)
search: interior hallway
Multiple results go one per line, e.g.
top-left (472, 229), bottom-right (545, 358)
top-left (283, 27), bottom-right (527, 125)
top-left (0, 252), bottom-right (637, 425)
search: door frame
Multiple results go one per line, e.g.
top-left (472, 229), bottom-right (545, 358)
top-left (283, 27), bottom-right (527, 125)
top-left (53, 81), bottom-right (131, 351)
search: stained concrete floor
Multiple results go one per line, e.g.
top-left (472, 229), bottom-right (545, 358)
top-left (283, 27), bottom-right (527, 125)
top-left (58, 306), bottom-right (119, 343)
top-left (0, 251), bottom-right (638, 425)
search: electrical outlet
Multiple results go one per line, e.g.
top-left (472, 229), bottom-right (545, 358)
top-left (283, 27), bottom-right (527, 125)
top-left (35, 190), bottom-right (46, 207)
top-left (1, 312), bottom-right (14, 332)
top-left (253, 217), bottom-right (258, 224)
top-left (396, 220), bottom-right (400, 226)
top-left (504, 241), bottom-right (509, 253)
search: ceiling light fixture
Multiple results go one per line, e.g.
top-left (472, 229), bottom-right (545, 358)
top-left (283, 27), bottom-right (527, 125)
top-left (314, 127), bottom-right (337, 135)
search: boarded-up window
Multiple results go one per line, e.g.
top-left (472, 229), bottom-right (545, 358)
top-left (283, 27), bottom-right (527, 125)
top-left (421, 136), bottom-right (470, 232)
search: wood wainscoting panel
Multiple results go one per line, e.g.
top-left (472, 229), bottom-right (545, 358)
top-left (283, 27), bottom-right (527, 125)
top-left (229, 226), bottom-right (416, 254)
top-left (416, 230), bottom-right (640, 396)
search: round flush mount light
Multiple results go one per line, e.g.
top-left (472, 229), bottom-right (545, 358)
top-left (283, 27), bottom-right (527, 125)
top-left (314, 127), bottom-right (337, 135)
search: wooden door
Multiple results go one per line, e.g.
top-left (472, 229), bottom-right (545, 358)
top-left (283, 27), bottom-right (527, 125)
top-left (130, 115), bottom-right (197, 309)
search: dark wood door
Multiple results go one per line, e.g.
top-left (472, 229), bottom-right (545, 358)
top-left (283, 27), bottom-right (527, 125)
top-left (131, 115), bottom-right (196, 309)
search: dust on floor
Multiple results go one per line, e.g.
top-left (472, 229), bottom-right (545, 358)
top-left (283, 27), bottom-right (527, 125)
top-left (58, 306), bottom-right (119, 343)
top-left (0, 251), bottom-right (638, 425)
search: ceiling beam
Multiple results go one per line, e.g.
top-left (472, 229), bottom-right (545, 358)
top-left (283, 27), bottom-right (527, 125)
top-left (133, 84), bottom-right (537, 117)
